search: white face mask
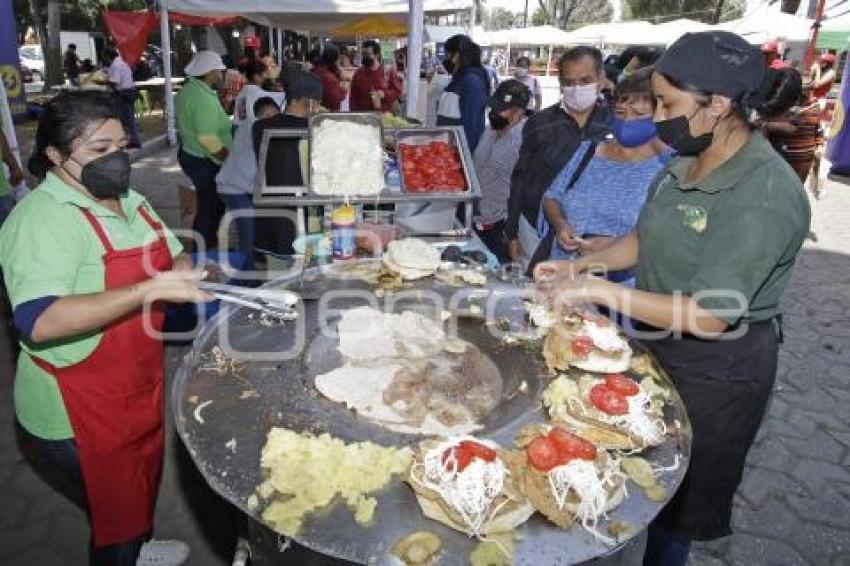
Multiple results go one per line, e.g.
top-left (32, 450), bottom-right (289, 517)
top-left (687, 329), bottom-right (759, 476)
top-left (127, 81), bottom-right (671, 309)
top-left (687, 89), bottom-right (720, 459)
top-left (515, 67), bottom-right (529, 78)
top-left (561, 83), bottom-right (598, 112)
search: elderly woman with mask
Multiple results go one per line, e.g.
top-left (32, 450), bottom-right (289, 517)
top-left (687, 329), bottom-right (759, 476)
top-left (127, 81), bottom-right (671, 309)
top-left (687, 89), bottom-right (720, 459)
top-left (538, 68), bottom-right (668, 286)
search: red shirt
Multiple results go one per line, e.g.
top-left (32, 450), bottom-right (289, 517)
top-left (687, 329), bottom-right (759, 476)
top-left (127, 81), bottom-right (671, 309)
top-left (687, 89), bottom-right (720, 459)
top-left (349, 64), bottom-right (402, 112)
top-left (312, 64), bottom-right (347, 111)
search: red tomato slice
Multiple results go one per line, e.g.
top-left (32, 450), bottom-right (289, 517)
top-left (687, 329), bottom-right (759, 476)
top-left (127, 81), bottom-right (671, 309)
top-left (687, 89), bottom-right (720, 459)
top-left (605, 374), bottom-right (640, 397)
top-left (441, 445), bottom-right (473, 472)
top-left (589, 384), bottom-right (630, 415)
top-left (571, 336), bottom-right (593, 357)
top-left (526, 436), bottom-right (562, 472)
top-left (459, 440), bottom-right (498, 462)
top-left (547, 427), bottom-right (598, 461)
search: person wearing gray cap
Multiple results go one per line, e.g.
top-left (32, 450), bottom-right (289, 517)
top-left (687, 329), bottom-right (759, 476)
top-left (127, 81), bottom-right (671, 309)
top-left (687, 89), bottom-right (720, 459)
top-left (533, 31), bottom-right (810, 565)
top-left (471, 79), bottom-right (530, 262)
top-left (175, 50), bottom-right (232, 251)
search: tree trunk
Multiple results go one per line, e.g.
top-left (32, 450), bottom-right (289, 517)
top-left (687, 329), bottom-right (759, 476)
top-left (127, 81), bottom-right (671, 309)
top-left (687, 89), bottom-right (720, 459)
top-left (712, 0), bottom-right (726, 24)
top-left (781, 0), bottom-right (802, 14)
top-left (27, 0), bottom-right (50, 87)
top-left (44, 0), bottom-right (62, 87)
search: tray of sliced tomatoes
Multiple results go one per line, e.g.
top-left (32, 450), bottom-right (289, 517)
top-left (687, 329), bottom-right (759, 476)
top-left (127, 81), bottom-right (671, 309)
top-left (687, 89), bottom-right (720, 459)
top-left (395, 128), bottom-right (472, 195)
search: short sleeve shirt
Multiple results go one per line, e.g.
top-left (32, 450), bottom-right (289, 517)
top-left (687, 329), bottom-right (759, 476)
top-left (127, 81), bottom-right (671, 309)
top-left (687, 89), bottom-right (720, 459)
top-left (636, 133), bottom-right (811, 325)
top-left (0, 173), bottom-right (183, 439)
top-left (175, 77), bottom-right (234, 163)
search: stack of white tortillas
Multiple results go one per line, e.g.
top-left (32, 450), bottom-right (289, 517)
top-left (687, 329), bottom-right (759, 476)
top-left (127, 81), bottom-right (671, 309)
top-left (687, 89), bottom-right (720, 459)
top-left (382, 238), bottom-right (441, 280)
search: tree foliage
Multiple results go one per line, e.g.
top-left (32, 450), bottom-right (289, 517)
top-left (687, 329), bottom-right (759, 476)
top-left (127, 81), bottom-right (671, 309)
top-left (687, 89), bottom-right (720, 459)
top-left (623, 0), bottom-right (744, 24)
top-left (485, 7), bottom-right (522, 30)
top-left (532, 0), bottom-right (613, 28)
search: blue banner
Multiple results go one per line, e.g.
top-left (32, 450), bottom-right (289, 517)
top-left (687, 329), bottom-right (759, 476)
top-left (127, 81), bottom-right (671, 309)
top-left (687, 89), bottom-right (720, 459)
top-left (827, 57), bottom-right (850, 175)
top-left (0, 0), bottom-right (27, 120)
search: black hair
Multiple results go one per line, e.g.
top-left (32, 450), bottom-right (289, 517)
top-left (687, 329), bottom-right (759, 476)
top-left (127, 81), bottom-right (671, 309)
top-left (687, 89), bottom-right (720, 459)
top-left (243, 46), bottom-right (258, 61)
top-left (29, 91), bottom-right (121, 178)
top-left (307, 47), bottom-right (322, 66)
top-left (239, 59), bottom-right (267, 83)
top-left (616, 46), bottom-right (664, 70)
top-left (68, 43), bottom-right (76, 50)
top-left (445, 34), bottom-right (484, 70)
top-left (363, 40), bottom-right (381, 57)
top-left (516, 56), bottom-right (531, 67)
top-left (320, 44), bottom-right (340, 66)
top-left (662, 67), bottom-right (802, 127)
top-left (253, 96), bottom-right (280, 117)
top-left (558, 46), bottom-right (603, 75)
top-left (615, 67), bottom-right (654, 102)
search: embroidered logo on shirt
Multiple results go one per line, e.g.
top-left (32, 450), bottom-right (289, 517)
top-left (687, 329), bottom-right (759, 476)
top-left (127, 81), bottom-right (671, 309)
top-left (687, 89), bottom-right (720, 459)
top-left (677, 204), bottom-right (708, 233)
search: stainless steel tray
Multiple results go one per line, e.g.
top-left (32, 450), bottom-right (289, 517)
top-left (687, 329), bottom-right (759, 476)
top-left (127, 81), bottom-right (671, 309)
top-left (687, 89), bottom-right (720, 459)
top-left (172, 261), bottom-right (691, 565)
top-left (395, 127), bottom-right (478, 197)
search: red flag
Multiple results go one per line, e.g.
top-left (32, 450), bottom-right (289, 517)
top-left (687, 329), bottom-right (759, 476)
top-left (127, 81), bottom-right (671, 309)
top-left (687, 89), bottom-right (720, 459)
top-left (102, 10), bottom-right (159, 66)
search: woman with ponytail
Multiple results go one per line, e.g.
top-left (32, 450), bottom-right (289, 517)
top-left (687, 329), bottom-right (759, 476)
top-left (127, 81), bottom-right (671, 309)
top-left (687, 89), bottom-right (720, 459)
top-left (0, 91), bottom-right (206, 565)
top-left (533, 32), bottom-right (810, 565)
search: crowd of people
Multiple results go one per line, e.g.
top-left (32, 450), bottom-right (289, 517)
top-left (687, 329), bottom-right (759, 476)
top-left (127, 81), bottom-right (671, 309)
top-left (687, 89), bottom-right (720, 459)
top-left (0, 26), bottom-right (833, 566)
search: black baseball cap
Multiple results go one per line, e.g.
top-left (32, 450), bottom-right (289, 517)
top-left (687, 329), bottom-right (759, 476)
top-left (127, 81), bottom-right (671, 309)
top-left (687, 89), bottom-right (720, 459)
top-left (656, 31), bottom-right (765, 100)
top-left (488, 79), bottom-right (531, 112)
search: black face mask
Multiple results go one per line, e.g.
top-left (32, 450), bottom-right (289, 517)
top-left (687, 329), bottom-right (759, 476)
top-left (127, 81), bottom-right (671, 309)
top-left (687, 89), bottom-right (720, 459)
top-left (69, 150), bottom-right (132, 199)
top-left (488, 109), bottom-right (511, 130)
top-left (443, 57), bottom-right (455, 74)
top-left (362, 56), bottom-right (374, 69)
top-left (655, 111), bottom-right (714, 156)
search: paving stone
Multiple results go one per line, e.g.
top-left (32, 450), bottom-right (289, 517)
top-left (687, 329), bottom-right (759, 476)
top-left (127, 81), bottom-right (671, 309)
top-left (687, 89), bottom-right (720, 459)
top-left (737, 466), bottom-right (811, 507)
top-left (0, 548), bottom-right (67, 566)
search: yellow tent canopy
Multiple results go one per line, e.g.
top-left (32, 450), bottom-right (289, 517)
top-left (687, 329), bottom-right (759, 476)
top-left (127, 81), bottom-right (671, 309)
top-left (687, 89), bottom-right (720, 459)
top-left (330, 15), bottom-right (407, 39)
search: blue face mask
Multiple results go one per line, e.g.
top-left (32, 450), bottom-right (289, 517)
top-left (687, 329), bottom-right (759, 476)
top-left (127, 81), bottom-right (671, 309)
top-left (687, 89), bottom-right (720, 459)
top-left (613, 116), bottom-right (657, 148)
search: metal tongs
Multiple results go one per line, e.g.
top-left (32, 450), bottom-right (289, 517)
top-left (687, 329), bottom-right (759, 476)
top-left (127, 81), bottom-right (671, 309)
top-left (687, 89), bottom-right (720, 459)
top-left (198, 282), bottom-right (299, 320)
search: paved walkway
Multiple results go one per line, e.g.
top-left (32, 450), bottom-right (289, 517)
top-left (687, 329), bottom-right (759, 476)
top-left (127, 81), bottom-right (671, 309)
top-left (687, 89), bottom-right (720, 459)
top-left (0, 146), bottom-right (849, 565)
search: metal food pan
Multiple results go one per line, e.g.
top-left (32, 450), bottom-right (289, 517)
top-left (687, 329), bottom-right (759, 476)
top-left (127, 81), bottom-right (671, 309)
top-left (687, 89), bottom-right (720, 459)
top-left (308, 112), bottom-right (386, 198)
top-left (395, 127), bottom-right (479, 197)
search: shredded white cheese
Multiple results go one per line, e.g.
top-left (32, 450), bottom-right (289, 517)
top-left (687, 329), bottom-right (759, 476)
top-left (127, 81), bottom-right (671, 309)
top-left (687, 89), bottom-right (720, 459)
top-left (604, 392), bottom-right (666, 446)
top-left (311, 120), bottom-right (385, 196)
top-left (414, 437), bottom-right (507, 537)
top-left (547, 455), bottom-right (623, 544)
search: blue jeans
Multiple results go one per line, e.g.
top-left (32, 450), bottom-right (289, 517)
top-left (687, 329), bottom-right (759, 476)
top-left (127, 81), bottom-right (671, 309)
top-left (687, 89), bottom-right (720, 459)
top-left (220, 193), bottom-right (256, 271)
top-left (16, 422), bottom-right (150, 565)
top-left (643, 522), bottom-right (692, 566)
top-left (0, 193), bottom-right (15, 226)
top-left (178, 149), bottom-right (224, 251)
top-left (116, 88), bottom-right (141, 146)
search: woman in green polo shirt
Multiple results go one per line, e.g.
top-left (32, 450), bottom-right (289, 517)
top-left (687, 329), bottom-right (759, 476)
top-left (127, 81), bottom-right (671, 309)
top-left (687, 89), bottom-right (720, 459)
top-left (534, 32), bottom-right (810, 565)
top-left (0, 91), bottom-right (208, 566)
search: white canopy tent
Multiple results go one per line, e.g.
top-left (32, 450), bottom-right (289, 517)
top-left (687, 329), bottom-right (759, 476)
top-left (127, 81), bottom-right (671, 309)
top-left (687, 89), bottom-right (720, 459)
top-left (653, 18), bottom-right (713, 45)
top-left (716, 6), bottom-right (814, 44)
top-left (161, 0), bottom-right (471, 143)
top-left (424, 24), bottom-right (467, 43)
top-left (562, 20), bottom-right (658, 46)
top-left (167, 0), bottom-right (468, 31)
top-left (480, 25), bottom-right (573, 46)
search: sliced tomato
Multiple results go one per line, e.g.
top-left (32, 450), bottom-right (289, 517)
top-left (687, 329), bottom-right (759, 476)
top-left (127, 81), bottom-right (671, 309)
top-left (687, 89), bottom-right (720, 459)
top-left (526, 436), bottom-right (562, 472)
top-left (571, 336), bottom-right (593, 357)
top-left (605, 374), bottom-right (640, 397)
top-left (459, 440), bottom-right (498, 462)
top-left (547, 427), bottom-right (598, 461)
top-left (589, 384), bottom-right (629, 415)
top-left (441, 445), bottom-right (473, 471)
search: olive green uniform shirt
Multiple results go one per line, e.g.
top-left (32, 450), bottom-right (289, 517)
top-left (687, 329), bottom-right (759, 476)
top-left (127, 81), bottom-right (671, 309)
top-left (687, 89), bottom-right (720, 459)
top-left (174, 77), bottom-right (233, 164)
top-left (0, 173), bottom-right (182, 439)
top-left (636, 133), bottom-right (811, 325)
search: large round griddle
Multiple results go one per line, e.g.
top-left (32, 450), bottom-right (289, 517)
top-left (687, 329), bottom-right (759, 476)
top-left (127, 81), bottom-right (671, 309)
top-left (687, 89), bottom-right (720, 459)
top-left (172, 260), bottom-right (691, 565)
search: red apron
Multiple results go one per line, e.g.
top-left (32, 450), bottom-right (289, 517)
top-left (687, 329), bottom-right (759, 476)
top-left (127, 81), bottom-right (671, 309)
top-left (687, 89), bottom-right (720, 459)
top-left (32, 205), bottom-right (173, 546)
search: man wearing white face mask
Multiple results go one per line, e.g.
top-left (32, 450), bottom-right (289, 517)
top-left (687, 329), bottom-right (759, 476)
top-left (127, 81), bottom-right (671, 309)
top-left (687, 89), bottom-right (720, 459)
top-left (513, 56), bottom-right (541, 112)
top-left (504, 46), bottom-right (612, 271)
